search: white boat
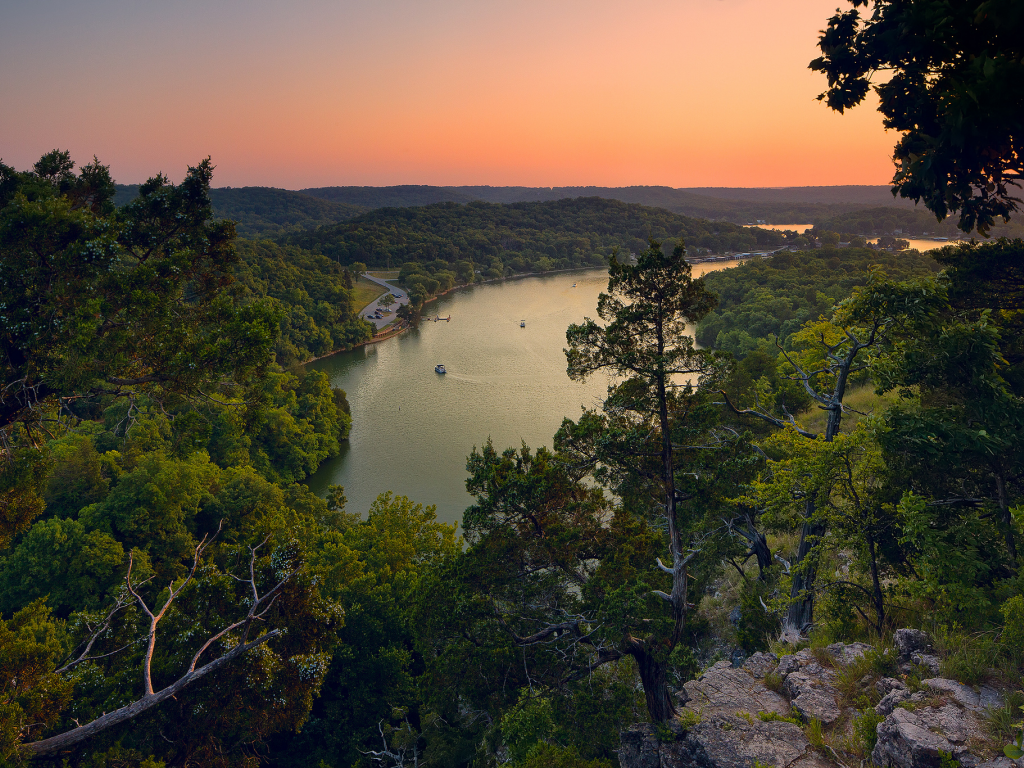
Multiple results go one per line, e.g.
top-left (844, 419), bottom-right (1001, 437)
top-left (435, 364), bottom-right (446, 374)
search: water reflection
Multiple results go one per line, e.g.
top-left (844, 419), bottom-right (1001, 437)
top-left (305, 263), bottom-right (737, 527)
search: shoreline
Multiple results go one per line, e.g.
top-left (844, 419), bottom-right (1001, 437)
top-left (302, 256), bottom-right (753, 366)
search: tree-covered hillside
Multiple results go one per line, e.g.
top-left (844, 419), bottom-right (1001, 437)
top-left (114, 184), bottom-right (367, 238)
top-left (279, 197), bottom-right (789, 270)
top-left (234, 240), bottom-right (373, 366)
top-left (696, 246), bottom-right (940, 356)
top-left (811, 206), bottom-right (1024, 240)
top-left (301, 183), bottom-right (920, 224)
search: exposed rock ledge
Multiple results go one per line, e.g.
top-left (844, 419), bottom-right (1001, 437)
top-left (618, 636), bottom-right (1019, 768)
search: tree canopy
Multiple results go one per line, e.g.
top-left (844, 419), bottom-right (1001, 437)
top-left (811, 0), bottom-right (1024, 234)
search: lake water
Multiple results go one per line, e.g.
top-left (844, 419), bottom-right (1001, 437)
top-left (744, 223), bottom-right (813, 233)
top-left (304, 262), bottom-right (739, 527)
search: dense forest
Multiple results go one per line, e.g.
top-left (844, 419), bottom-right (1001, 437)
top-left (3, 134), bottom-right (1023, 768)
top-left (114, 185), bottom-right (367, 238)
top-left (113, 182), bottom-right (942, 240)
top-left (279, 197), bottom-right (788, 270)
top-left (695, 247), bottom-right (941, 357)
top-left (811, 207), bottom-right (1024, 240)
top-left (300, 183), bottom-right (920, 224)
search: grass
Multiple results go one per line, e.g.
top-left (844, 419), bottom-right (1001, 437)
top-left (985, 689), bottom-right (1024, 744)
top-left (758, 710), bottom-right (801, 726)
top-left (796, 382), bottom-right (897, 436)
top-left (934, 628), bottom-right (1000, 686)
top-left (353, 275), bottom-right (388, 311)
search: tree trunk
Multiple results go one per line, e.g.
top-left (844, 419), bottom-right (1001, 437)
top-left (866, 528), bottom-right (885, 634)
top-left (629, 640), bottom-right (676, 724)
top-left (995, 470), bottom-right (1018, 562)
top-left (786, 499), bottom-right (822, 632)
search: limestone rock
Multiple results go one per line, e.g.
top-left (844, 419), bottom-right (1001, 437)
top-left (894, 628), bottom-right (932, 660)
top-left (775, 649), bottom-right (815, 678)
top-left (872, 707), bottom-right (958, 768)
top-left (617, 717), bottom-right (832, 768)
top-left (742, 651), bottom-right (779, 680)
top-left (875, 687), bottom-right (913, 717)
top-left (826, 641), bottom-right (872, 666)
top-left (688, 715), bottom-right (830, 768)
top-left (916, 678), bottom-right (1002, 714)
top-left (783, 671), bottom-right (841, 724)
top-left (876, 677), bottom-right (908, 697)
top-left (911, 653), bottom-right (942, 675)
top-left (683, 661), bottom-right (791, 719)
top-left (872, 685), bottom-right (1007, 768)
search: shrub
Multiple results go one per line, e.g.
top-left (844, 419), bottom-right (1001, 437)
top-left (1001, 596), bottom-right (1024, 658)
top-left (853, 708), bottom-right (884, 754)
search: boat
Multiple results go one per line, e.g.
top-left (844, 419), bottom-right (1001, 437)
top-left (520, 320), bottom-right (526, 328)
top-left (434, 364), bottom-right (446, 374)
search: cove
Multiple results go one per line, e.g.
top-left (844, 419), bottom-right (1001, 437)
top-left (305, 262), bottom-right (739, 527)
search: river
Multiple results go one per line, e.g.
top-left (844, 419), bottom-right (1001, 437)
top-left (304, 261), bottom-right (741, 527)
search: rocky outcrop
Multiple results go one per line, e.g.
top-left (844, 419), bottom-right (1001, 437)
top-left (683, 661), bottom-right (790, 718)
top-left (618, 719), bottom-right (831, 768)
top-left (619, 632), bottom-right (1016, 768)
top-left (871, 677), bottom-right (1009, 768)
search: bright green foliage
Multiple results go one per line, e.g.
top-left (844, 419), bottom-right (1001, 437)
top-left (1000, 596), bottom-right (1024, 656)
top-left (696, 246), bottom-right (939, 355)
top-left (0, 518), bottom-right (123, 616)
top-left (0, 151), bottom-right (277, 445)
top-left (0, 151), bottom-right (278, 551)
top-left (753, 424), bottom-right (895, 633)
top-left (271, 492), bottom-right (459, 768)
top-left (233, 240), bottom-right (372, 366)
top-left (0, 602), bottom-right (75, 759)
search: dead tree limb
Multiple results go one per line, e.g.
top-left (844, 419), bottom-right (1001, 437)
top-left (21, 532), bottom-right (299, 757)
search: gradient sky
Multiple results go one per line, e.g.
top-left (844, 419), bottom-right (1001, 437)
top-left (0, 0), bottom-right (894, 188)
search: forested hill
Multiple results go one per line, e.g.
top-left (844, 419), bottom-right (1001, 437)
top-left (301, 183), bottom-right (919, 224)
top-left (811, 205), bottom-right (1024, 240)
top-left (277, 197), bottom-right (787, 269)
top-left (114, 184), bottom-right (367, 237)
top-left (111, 182), bottom-right (945, 238)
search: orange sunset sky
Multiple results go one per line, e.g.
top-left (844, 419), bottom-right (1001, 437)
top-left (0, 0), bottom-right (894, 189)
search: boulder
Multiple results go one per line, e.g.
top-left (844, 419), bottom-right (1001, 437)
top-left (894, 628), bottom-right (932, 660)
top-left (911, 653), bottom-right (942, 675)
top-left (826, 642), bottom-right (872, 666)
top-left (875, 687), bottom-right (915, 717)
top-left (683, 661), bottom-right (790, 719)
top-left (922, 678), bottom-right (1005, 712)
top-left (617, 718), bottom-right (832, 768)
top-left (871, 707), bottom-right (958, 768)
top-left (876, 677), bottom-right (908, 697)
top-left (872, 684), bottom-right (1008, 768)
top-left (742, 652), bottom-right (779, 680)
top-left (783, 671), bottom-right (841, 724)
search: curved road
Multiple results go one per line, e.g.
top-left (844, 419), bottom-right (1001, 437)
top-left (359, 273), bottom-right (409, 330)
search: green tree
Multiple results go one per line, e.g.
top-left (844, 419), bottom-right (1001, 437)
top-left (811, 0), bottom-right (1024, 234)
top-left (0, 152), bottom-right (277, 540)
top-left (560, 242), bottom-right (719, 721)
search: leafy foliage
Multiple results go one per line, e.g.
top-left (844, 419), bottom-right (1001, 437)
top-left (811, 0), bottom-right (1024, 233)
top-left (696, 246), bottom-right (940, 356)
top-left (280, 197), bottom-right (786, 270)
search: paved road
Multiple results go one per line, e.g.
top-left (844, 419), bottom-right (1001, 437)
top-left (359, 274), bottom-right (409, 330)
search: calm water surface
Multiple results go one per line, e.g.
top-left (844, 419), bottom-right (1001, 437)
top-left (305, 263), bottom-right (737, 527)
